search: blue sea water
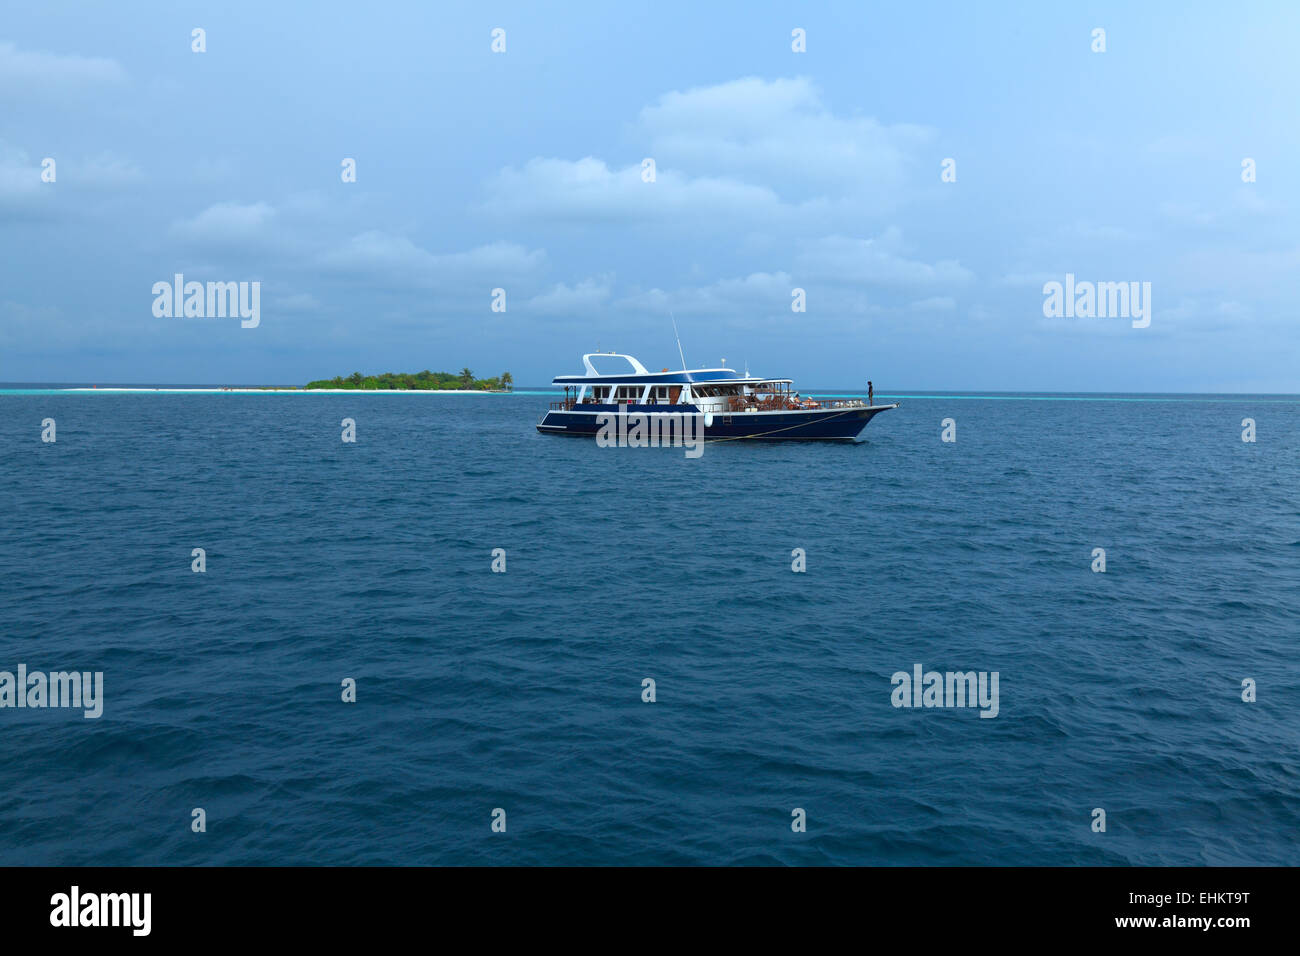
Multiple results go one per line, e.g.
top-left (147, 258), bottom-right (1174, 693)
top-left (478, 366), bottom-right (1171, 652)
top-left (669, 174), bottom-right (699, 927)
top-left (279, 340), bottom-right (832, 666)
top-left (0, 390), bottom-right (1297, 866)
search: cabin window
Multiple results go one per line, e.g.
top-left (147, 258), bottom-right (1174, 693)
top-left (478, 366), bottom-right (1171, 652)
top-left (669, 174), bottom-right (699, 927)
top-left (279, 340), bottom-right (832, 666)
top-left (649, 386), bottom-right (671, 403)
top-left (589, 386), bottom-right (611, 403)
top-left (614, 385), bottom-right (643, 403)
top-left (691, 384), bottom-right (740, 399)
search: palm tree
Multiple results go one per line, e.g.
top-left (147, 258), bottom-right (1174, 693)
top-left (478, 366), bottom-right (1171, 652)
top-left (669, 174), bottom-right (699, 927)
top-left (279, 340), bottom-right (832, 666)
top-left (500, 371), bottom-right (513, 391)
top-left (459, 367), bottom-right (474, 388)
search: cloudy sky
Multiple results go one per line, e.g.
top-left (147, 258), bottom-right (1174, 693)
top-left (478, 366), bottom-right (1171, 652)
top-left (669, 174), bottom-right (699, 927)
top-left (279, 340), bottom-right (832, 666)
top-left (2, 1), bottom-right (1297, 390)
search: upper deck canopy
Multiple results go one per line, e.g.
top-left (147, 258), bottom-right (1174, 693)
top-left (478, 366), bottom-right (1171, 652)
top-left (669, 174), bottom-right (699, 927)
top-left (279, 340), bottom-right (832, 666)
top-left (552, 352), bottom-right (790, 386)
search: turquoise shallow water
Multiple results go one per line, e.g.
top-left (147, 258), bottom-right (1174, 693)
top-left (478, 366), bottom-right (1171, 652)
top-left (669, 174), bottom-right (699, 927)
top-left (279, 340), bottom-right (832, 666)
top-left (0, 391), bottom-right (1296, 865)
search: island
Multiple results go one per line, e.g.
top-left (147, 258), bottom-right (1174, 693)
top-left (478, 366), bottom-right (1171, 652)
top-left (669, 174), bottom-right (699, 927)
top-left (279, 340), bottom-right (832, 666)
top-left (304, 369), bottom-right (513, 391)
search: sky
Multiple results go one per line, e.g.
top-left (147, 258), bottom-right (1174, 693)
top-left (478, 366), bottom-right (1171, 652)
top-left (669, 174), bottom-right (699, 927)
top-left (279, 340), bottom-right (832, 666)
top-left (1, 1), bottom-right (1297, 391)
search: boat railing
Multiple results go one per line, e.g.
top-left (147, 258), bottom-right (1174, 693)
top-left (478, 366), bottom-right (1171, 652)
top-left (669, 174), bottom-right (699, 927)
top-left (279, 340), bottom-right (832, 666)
top-left (809, 398), bottom-right (870, 409)
top-left (550, 399), bottom-right (648, 410)
top-left (726, 396), bottom-right (868, 412)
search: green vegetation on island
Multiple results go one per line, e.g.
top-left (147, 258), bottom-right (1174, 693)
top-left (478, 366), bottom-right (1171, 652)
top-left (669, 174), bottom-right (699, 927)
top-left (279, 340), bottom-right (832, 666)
top-left (304, 368), bottom-right (513, 391)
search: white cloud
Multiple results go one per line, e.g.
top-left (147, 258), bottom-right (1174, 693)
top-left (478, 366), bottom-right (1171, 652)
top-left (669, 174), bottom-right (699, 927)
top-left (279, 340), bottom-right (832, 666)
top-left (483, 76), bottom-right (931, 227)
top-left (321, 233), bottom-right (545, 287)
top-left (638, 76), bottom-right (932, 197)
top-left (794, 230), bottom-right (973, 285)
top-left (617, 271), bottom-right (794, 316)
top-left (0, 41), bottom-right (126, 95)
top-left (600, 229), bottom-right (971, 320)
top-left (527, 276), bottom-right (613, 315)
top-left (172, 201), bottom-right (277, 242)
top-left (0, 144), bottom-right (142, 208)
top-left (484, 156), bottom-right (793, 225)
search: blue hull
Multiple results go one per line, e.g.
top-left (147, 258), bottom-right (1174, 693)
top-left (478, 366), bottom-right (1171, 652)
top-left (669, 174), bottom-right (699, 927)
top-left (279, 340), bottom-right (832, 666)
top-left (536, 404), bottom-right (897, 441)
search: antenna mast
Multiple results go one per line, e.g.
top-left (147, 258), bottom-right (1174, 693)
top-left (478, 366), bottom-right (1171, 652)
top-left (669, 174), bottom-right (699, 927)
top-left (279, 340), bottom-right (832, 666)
top-left (670, 310), bottom-right (688, 371)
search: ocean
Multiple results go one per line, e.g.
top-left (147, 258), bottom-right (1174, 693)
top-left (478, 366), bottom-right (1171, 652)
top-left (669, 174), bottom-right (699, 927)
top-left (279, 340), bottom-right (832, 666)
top-left (1, 389), bottom-right (1296, 865)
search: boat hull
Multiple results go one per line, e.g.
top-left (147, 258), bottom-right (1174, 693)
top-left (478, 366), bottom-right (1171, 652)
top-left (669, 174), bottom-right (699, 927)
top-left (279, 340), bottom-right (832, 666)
top-left (536, 403), bottom-right (898, 441)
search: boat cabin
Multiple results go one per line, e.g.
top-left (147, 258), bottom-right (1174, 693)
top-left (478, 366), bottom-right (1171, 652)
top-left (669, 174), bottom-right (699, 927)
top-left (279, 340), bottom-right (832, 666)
top-left (549, 353), bottom-right (821, 413)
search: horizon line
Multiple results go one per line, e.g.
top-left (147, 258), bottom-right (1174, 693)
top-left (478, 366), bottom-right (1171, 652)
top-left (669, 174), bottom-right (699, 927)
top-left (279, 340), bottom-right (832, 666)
top-left (2, 382), bottom-right (1297, 401)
